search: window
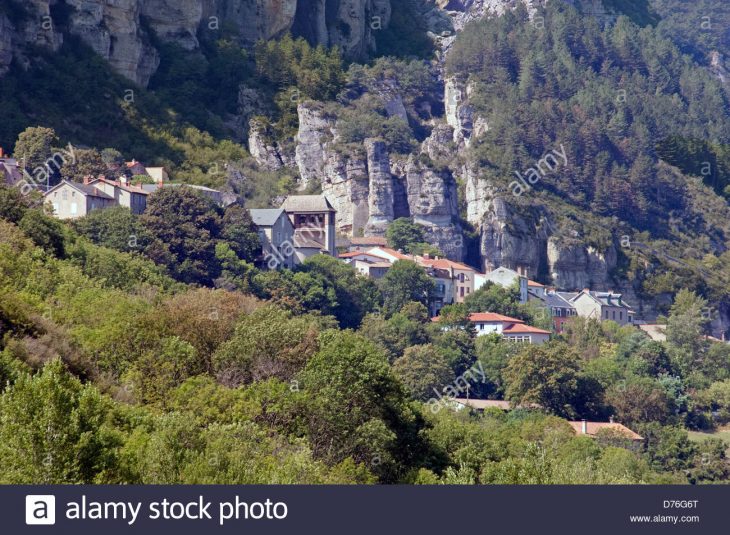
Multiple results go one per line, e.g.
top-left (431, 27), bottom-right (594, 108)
top-left (52, 203), bottom-right (59, 214)
top-left (604, 310), bottom-right (608, 319)
top-left (62, 190), bottom-right (68, 200)
top-left (629, 315), bottom-right (633, 323)
top-left (619, 311), bottom-right (623, 321)
top-left (459, 287), bottom-right (464, 297)
top-left (70, 202), bottom-right (78, 215)
top-left (612, 311), bottom-right (616, 320)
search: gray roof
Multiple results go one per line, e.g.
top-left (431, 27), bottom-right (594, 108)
top-left (281, 195), bottom-right (335, 213)
top-left (557, 292), bottom-right (579, 302)
top-left (45, 180), bottom-right (114, 200)
top-left (249, 208), bottom-right (285, 227)
top-left (591, 291), bottom-right (632, 309)
top-left (545, 292), bottom-right (575, 309)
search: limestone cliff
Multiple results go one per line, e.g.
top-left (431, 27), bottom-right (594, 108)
top-left (0, 0), bottom-right (392, 86)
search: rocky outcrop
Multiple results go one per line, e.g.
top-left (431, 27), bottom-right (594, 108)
top-left (463, 163), bottom-right (498, 226)
top-left (365, 139), bottom-right (395, 235)
top-left (249, 119), bottom-right (286, 170)
top-left (66, 0), bottom-right (160, 87)
top-left (405, 157), bottom-right (464, 259)
top-left (444, 75), bottom-right (489, 148)
top-left (0, 0), bottom-right (393, 85)
top-left (295, 102), bottom-right (334, 189)
top-left (141, 0), bottom-right (204, 51)
top-left (547, 238), bottom-right (617, 290)
top-left (322, 149), bottom-right (371, 236)
top-left (437, 0), bottom-right (548, 32)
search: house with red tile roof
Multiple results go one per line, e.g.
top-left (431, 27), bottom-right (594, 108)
top-left (433, 312), bottom-right (551, 344)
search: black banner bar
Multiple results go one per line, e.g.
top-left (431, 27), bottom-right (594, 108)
top-left (4, 485), bottom-right (726, 534)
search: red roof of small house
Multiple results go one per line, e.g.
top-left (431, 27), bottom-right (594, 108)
top-left (527, 279), bottom-right (545, 287)
top-left (502, 323), bottom-right (552, 335)
top-left (419, 257), bottom-right (478, 272)
top-left (432, 312), bottom-right (527, 324)
top-left (469, 312), bottom-right (525, 323)
top-left (568, 421), bottom-right (643, 441)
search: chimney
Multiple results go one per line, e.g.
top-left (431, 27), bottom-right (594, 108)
top-left (0, 147), bottom-right (4, 158)
top-left (83, 175), bottom-right (91, 185)
top-left (581, 420), bottom-right (588, 434)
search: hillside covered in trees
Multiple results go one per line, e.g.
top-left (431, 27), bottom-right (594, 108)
top-left (1, 0), bottom-right (730, 485)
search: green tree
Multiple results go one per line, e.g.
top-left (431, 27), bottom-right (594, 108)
top-left (73, 206), bottom-right (152, 253)
top-left (665, 289), bottom-right (710, 378)
top-left (141, 187), bottom-right (222, 284)
top-left (213, 306), bottom-right (330, 387)
top-left (60, 148), bottom-right (106, 181)
top-left (606, 376), bottom-right (674, 425)
top-left (385, 218), bottom-right (425, 253)
top-left (504, 342), bottom-right (580, 417)
top-left (300, 330), bottom-right (420, 482)
top-left (220, 204), bottom-right (261, 263)
top-left (298, 255), bottom-right (382, 328)
top-left (379, 260), bottom-right (434, 316)
top-left (393, 344), bottom-right (455, 401)
top-left (14, 126), bottom-right (58, 171)
top-left (0, 360), bottom-right (120, 484)
top-left (464, 281), bottom-right (528, 320)
top-left (19, 209), bottom-right (66, 257)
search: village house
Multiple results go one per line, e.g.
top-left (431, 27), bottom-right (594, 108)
top-left (420, 255), bottom-right (478, 303)
top-left (248, 208), bottom-right (296, 270)
top-left (433, 312), bottom-right (551, 344)
top-left (44, 180), bottom-right (117, 220)
top-left (348, 236), bottom-right (388, 252)
top-left (562, 289), bottom-right (635, 326)
top-left (281, 195), bottom-right (337, 260)
top-left (544, 290), bottom-right (578, 333)
top-left (87, 177), bottom-right (149, 215)
top-left (480, 266), bottom-right (529, 303)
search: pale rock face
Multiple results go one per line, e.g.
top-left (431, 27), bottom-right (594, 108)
top-left (221, 0), bottom-right (298, 44)
top-left (141, 0), bottom-right (204, 51)
top-left (248, 120), bottom-right (285, 170)
top-left (479, 197), bottom-right (547, 275)
top-left (547, 238), bottom-right (617, 291)
top-left (322, 150), bottom-right (371, 236)
top-left (295, 102), bottom-right (335, 189)
top-left (463, 163), bottom-right (498, 226)
top-left (1, 0), bottom-right (393, 85)
top-left (421, 124), bottom-right (455, 162)
top-left (405, 157), bottom-right (464, 260)
top-left (441, 0), bottom-right (548, 31)
top-left (365, 138), bottom-right (395, 235)
top-left (66, 0), bottom-right (160, 87)
top-left (444, 76), bottom-right (474, 147)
